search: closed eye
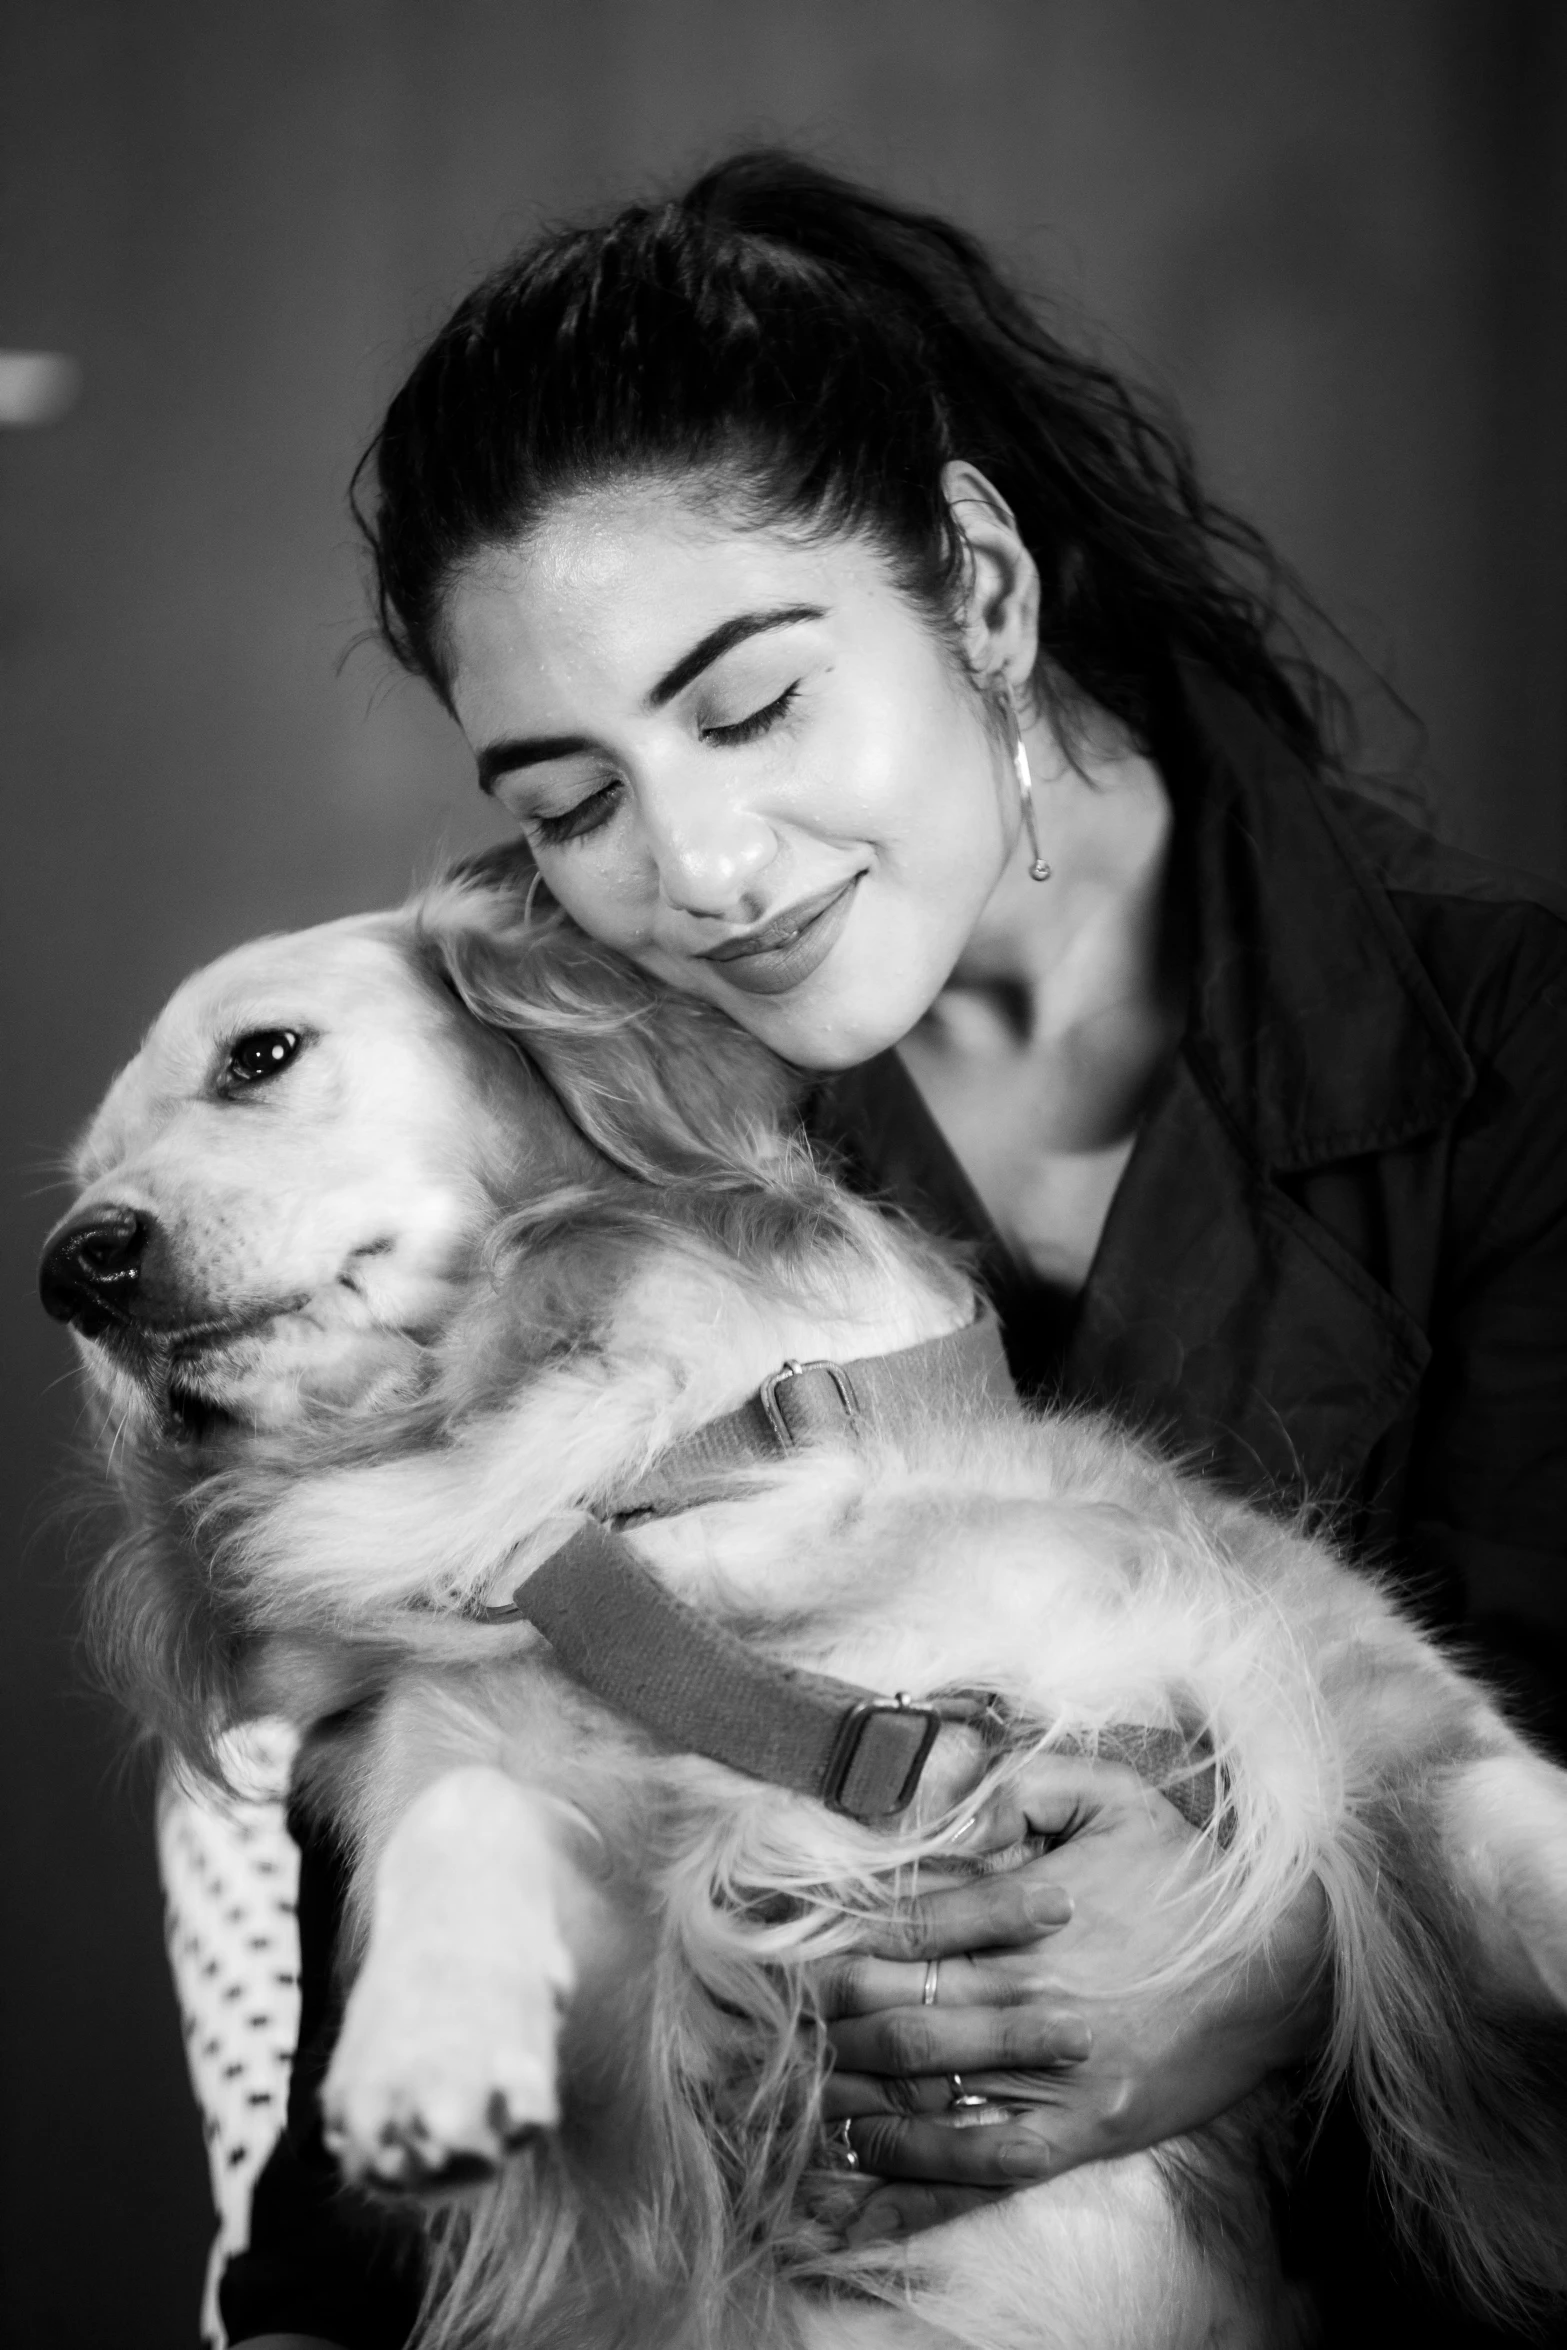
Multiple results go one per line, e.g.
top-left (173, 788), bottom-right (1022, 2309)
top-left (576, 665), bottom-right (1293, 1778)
top-left (528, 682), bottom-right (801, 850)
top-left (700, 682), bottom-right (800, 747)
top-left (530, 781), bottom-right (622, 849)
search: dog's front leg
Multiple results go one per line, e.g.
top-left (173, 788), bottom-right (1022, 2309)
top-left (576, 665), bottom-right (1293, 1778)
top-left (323, 1766), bottom-right (575, 2185)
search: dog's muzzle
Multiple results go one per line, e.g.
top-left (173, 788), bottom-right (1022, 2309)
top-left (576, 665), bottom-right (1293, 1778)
top-left (39, 1204), bottom-right (153, 1336)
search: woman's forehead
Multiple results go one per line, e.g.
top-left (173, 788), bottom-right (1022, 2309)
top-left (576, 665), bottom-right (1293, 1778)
top-left (444, 485), bottom-right (884, 701)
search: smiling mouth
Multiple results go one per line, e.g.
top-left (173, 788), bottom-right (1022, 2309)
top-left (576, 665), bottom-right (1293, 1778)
top-left (696, 877), bottom-right (861, 997)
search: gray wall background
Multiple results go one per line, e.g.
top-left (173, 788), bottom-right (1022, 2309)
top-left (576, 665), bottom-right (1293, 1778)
top-left (4, 4), bottom-right (1565, 2343)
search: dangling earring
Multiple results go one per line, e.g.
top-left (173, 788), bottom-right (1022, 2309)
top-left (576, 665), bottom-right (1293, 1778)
top-left (1010, 704), bottom-right (1051, 881)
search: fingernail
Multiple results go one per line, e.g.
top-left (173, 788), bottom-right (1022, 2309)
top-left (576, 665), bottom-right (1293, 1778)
top-left (846, 2198), bottom-right (904, 2247)
top-left (1053, 2021), bottom-right (1093, 2063)
top-left (998, 2137), bottom-right (1050, 2180)
top-left (1026, 1886), bottom-right (1074, 1925)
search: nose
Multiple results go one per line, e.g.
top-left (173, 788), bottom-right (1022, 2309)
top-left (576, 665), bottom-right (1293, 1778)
top-left (645, 781), bottom-right (778, 920)
top-left (39, 1205), bottom-right (153, 1335)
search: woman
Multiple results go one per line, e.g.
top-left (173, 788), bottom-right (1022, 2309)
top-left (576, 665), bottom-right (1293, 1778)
top-left (222, 152), bottom-right (1567, 2348)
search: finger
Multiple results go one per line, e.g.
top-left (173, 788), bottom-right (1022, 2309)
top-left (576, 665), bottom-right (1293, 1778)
top-left (843, 2110), bottom-right (1061, 2189)
top-left (821, 2069), bottom-right (956, 2122)
top-left (826, 2003), bottom-right (1093, 2080)
top-left (843, 2181), bottom-right (1009, 2247)
top-left (817, 1950), bottom-right (990, 2018)
top-left (842, 1867), bottom-right (1075, 1965)
top-left (1006, 1754), bottom-right (1156, 1825)
top-left (816, 1925), bottom-right (1074, 2021)
top-left (822, 2049), bottom-right (1092, 2122)
top-left (824, 2066), bottom-right (1092, 2129)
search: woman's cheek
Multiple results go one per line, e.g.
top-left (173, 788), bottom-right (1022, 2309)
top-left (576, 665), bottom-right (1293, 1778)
top-left (539, 843), bottom-right (657, 953)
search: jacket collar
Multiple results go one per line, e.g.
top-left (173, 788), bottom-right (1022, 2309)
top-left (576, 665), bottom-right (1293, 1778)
top-left (1166, 664), bottom-right (1473, 1171)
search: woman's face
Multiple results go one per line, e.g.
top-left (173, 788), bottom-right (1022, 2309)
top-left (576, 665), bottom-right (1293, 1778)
top-left (441, 482), bottom-right (1025, 1070)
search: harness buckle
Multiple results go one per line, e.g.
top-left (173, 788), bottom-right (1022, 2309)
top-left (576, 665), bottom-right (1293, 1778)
top-left (821, 1693), bottom-right (943, 1820)
top-left (757, 1357), bottom-right (860, 1451)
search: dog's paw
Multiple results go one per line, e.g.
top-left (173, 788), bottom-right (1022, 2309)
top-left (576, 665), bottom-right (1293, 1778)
top-left (322, 1948), bottom-right (564, 2188)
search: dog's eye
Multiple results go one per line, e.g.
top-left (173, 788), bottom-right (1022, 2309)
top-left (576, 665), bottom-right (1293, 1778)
top-left (222, 1028), bottom-right (302, 1088)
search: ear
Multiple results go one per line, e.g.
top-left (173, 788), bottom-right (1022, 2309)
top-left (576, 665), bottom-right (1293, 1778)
top-left (529, 971), bottom-right (803, 1187)
top-left (1440, 1749), bottom-right (1567, 2008)
top-left (413, 863), bottom-right (800, 1187)
top-left (942, 458), bottom-right (1040, 698)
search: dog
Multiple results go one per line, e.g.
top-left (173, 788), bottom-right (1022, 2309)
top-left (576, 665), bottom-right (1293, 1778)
top-left (42, 850), bottom-right (1567, 2349)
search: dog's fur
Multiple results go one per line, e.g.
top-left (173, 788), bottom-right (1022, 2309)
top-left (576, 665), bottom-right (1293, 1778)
top-left (49, 853), bottom-right (1567, 2349)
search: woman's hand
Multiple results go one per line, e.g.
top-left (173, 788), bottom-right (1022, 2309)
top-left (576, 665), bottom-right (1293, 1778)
top-left (818, 1756), bottom-right (1328, 2245)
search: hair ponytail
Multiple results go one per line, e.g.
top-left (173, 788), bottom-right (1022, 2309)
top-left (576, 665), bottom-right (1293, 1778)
top-left (357, 149), bottom-right (1332, 763)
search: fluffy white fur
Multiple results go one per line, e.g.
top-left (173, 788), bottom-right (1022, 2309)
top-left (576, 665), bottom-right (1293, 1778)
top-left (50, 850), bottom-right (1567, 2349)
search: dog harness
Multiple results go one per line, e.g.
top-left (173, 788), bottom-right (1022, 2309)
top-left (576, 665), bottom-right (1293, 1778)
top-left (478, 1311), bottom-right (1229, 1837)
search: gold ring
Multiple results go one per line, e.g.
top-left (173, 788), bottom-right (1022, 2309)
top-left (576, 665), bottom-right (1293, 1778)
top-left (922, 1958), bottom-right (940, 2007)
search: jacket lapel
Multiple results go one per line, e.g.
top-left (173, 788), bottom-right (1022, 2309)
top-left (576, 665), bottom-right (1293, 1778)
top-left (1066, 1053), bottom-right (1430, 1496)
top-left (1171, 667), bottom-right (1472, 1172)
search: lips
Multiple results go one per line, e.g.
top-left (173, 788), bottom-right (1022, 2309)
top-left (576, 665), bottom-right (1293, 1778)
top-left (697, 877), bottom-right (860, 998)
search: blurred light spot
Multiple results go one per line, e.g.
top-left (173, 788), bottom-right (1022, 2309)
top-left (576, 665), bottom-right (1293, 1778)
top-left (0, 352), bottom-right (81, 426)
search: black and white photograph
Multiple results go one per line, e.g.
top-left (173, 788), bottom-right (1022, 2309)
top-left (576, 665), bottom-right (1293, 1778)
top-left (5, 6), bottom-right (1566, 2347)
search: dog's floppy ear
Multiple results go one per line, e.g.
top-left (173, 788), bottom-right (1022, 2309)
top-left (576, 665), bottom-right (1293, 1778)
top-left (413, 853), bottom-right (803, 1187)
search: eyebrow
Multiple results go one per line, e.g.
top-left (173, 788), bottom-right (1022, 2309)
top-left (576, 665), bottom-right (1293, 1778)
top-left (474, 603), bottom-right (825, 794)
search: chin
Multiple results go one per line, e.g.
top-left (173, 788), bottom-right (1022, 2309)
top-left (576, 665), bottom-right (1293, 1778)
top-left (728, 987), bottom-right (934, 1075)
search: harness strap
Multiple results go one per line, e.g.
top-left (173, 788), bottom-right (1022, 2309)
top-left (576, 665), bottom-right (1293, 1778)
top-left (482, 1517), bottom-right (1227, 1835)
top-left (613, 1306), bottom-right (1017, 1517)
top-left (478, 1306), bottom-right (1227, 1833)
top-left (487, 1516), bottom-right (974, 1818)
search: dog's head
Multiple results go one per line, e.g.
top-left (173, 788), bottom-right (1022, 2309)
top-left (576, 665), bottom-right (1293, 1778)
top-left (39, 906), bottom-right (592, 1444)
top-left (41, 855), bottom-right (801, 1452)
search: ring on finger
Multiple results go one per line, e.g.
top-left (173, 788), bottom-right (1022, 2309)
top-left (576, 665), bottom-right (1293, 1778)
top-left (825, 2118), bottom-right (859, 2171)
top-left (948, 2071), bottom-right (990, 2111)
top-left (922, 1958), bottom-right (941, 2007)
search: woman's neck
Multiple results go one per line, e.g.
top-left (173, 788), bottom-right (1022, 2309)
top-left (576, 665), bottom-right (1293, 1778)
top-left (897, 728), bottom-right (1183, 1287)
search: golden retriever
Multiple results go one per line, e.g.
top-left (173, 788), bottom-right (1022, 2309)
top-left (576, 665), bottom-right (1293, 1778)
top-left (42, 852), bottom-right (1567, 2350)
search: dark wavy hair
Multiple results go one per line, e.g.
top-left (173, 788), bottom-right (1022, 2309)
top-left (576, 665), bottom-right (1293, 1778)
top-left (356, 148), bottom-right (1334, 764)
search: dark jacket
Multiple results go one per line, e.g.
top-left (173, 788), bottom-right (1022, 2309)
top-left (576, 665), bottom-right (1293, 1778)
top-left (222, 671), bottom-right (1567, 2347)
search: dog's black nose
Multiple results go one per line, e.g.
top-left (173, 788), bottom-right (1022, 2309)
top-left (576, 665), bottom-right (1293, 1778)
top-left (39, 1205), bottom-right (153, 1335)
